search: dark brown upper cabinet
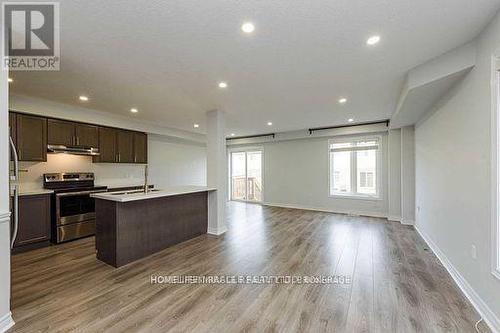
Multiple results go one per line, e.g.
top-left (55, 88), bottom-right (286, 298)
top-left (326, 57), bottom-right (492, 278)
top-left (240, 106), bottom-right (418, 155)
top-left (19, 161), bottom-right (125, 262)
top-left (133, 132), bottom-right (147, 164)
top-left (116, 130), bottom-right (134, 163)
top-left (48, 119), bottom-right (75, 146)
top-left (94, 127), bottom-right (117, 163)
top-left (10, 111), bottom-right (146, 164)
top-left (75, 123), bottom-right (99, 147)
top-left (48, 119), bottom-right (99, 147)
top-left (16, 114), bottom-right (47, 162)
top-left (93, 128), bottom-right (147, 164)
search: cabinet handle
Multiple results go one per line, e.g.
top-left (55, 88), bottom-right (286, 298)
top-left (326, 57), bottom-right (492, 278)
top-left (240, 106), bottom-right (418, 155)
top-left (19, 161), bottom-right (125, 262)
top-left (76, 137), bottom-right (80, 146)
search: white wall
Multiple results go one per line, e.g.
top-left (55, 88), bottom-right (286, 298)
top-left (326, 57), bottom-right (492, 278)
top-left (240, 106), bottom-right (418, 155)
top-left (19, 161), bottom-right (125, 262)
top-left (232, 133), bottom-right (389, 217)
top-left (206, 110), bottom-right (228, 235)
top-left (415, 10), bottom-right (500, 328)
top-left (18, 154), bottom-right (146, 190)
top-left (401, 126), bottom-right (415, 225)
top-left (17, 138), bottom-right (207, 190)
top-left (10, 94), bottom-right (205, 143)
top-left (9, 97), bottom-right (207, 191)
top-left (388, 129), bottom-right (402, 221)
top-left (17, 136), bottom-right (207, 190)
top-left (148, 135), bottom-right (207, 189)
top-left (0, 7), bottom-right (14, 330)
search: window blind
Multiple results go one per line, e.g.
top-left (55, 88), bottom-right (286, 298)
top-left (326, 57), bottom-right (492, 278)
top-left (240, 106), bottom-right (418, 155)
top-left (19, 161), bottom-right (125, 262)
top-left (329, 139), bottom-right (379, 152)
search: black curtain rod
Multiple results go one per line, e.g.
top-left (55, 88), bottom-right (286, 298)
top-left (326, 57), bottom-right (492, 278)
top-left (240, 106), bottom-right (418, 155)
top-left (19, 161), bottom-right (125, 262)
top-left (308, 120), bottom-right (390, 135)
top-left (226, 133), bottom-right (276, 141)
top-left (226, 120), bottom-right (389, 141)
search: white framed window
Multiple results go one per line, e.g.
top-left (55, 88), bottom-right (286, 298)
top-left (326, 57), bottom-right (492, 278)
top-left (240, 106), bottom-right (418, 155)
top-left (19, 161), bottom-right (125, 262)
top-left (329, 136), bottom-right (381, 199)
top-left (493, 56), bottom-right (500, 279)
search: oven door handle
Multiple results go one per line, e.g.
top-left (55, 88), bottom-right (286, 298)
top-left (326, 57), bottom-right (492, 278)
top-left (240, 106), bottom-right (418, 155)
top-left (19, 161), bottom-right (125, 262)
top-left (56, 190), bottom-right (108, 197)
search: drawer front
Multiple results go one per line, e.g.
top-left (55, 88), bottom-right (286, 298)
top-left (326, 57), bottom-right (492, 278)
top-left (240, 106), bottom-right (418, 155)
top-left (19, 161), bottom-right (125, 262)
top-left (57, 220), bottom-right (95, 243)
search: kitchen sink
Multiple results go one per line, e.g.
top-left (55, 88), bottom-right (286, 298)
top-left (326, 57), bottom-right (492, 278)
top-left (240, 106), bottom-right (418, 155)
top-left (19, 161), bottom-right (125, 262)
top-left (110, 189), bottom-right (160, 195)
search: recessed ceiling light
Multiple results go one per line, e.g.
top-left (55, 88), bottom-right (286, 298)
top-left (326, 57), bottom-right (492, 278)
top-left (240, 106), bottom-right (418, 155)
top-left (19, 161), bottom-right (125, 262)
top-left (193, 123), bottom-right (200, 128)
top-left (130, 108), bottom-right (138, 113)
top-left (267, 122), bottom-right (273, 126)
top-left (79, 96), bottom-right (89, 102)
top-left (241, 22), bottom-right (255, 34)
top-left (218, 82), bottom-right (228, 89)
top-left (8, 77), bottom-right (13, 83)
top-left (366, 35), bottom-right (381, 46)
top-left (348, 118), bottom-right (354, 123)
top-left (338, 97), bottom-right (347, 104)
top-left (230, 133), bottom-right (235, 137)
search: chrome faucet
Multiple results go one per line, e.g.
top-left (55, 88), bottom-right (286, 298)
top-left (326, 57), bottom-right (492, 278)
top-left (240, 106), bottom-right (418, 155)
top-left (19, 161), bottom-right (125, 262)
top-left (144, 164), bottom-right (149, 193)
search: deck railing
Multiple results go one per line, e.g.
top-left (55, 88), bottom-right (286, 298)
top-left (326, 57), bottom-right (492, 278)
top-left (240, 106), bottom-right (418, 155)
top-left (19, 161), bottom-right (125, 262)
top-left (231, 176), bottom-right (262, 201)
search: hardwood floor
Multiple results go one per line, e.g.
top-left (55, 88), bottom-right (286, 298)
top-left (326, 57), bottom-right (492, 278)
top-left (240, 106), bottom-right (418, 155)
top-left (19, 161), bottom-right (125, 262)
top-left (9, 202), bottom-right (489, 332)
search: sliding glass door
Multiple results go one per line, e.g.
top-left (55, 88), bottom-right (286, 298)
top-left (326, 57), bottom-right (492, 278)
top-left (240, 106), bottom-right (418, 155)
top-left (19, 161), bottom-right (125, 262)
top-left (230, 152), bottom-right (247, 201)
top-left (230, 150), bottom-right (263, 202)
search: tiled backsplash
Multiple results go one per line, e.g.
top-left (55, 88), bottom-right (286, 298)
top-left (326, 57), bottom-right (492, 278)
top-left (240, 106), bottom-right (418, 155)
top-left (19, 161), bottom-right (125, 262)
top-left (16, 153), bottom-right (146, 190)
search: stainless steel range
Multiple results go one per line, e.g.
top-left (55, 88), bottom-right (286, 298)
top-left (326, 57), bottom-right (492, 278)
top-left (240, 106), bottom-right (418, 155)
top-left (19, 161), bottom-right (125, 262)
top-left (43, 173), bottom-right (107, 243)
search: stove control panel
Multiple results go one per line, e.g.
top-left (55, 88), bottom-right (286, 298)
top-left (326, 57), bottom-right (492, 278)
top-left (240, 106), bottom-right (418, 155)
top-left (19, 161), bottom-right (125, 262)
top-left (44, 172), bottom-right (95, 183)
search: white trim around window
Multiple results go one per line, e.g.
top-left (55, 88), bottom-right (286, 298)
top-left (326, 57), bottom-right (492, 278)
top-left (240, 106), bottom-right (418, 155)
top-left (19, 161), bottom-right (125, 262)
top-left (328, 135), bottom-right (382, 200)
top-left (491, 54), bottom-right (500, 280)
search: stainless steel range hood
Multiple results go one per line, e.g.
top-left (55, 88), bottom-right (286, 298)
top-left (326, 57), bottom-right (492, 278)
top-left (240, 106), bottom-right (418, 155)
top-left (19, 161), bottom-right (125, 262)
top-left (47, 145), bottom-right (100, 156)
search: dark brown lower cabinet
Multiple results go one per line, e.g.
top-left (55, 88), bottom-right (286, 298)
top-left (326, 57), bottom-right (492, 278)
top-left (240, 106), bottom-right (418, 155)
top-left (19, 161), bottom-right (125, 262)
top-left (95, 191), bottom-right (208, 267)
top-left (12, 194), bottom-right (51, 254)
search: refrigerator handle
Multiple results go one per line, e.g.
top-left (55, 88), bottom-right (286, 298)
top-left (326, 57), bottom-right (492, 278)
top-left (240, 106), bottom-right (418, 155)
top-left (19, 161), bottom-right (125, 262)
top-left (9, 136), bottom-right (19, 249)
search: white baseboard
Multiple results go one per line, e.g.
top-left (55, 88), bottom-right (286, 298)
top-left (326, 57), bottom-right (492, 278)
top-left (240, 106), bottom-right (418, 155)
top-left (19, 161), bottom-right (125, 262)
top-left (207, 226), bottom-right (227, 236)
top-left (0, 215), bottom-right (13, 332)
top-left (415, 225), bottom-right (500, 333)
top-left (262, 202), bottom-right (388, 219)
top-left (401, 218), bottom-right (415, 225)
top-left (0, 312), bottom-right (14, 333)
top-left (387, 215), bottom-right (402, 222)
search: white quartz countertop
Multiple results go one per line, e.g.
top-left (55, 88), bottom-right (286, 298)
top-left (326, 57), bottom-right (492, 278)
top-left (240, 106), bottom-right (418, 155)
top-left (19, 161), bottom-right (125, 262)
top-left (91, 186), bottom-right (216, 202)
top-left (15, 188), bottom-right (54, 196)
top-left (95, 182), bottom-right (153, 190)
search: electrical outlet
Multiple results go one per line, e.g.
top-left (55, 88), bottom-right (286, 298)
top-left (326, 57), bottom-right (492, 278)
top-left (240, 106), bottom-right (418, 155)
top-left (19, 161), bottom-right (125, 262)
top-left (471, 245), bottom-right (477, 260)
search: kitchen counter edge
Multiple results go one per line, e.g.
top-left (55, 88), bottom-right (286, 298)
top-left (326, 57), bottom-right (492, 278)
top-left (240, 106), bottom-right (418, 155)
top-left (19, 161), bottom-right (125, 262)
top-left (91, 186), bottom-right (217, 202)
top-left (15, 189), bottom-right (54, 197)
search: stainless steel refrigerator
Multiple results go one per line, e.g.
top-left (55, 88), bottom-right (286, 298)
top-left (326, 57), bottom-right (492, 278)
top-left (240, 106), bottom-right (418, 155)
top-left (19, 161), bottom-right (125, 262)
top-left (10, 134), bottom-right (19, 249)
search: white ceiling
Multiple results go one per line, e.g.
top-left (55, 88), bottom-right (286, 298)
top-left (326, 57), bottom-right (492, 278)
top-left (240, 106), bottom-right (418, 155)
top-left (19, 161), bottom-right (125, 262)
top-left (10, 0), bottom-right (500, 136)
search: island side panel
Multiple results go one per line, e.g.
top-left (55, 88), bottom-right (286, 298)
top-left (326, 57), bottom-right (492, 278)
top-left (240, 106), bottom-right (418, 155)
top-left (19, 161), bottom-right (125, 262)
top-left (115, 191), bottom-right (208, 267)
top-left (95, 198), bottom-right (117, 267)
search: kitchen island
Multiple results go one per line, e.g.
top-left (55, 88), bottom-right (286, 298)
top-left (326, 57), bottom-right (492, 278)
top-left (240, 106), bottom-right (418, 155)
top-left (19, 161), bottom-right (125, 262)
top-left (91, 186), bottom-right (216, 267)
